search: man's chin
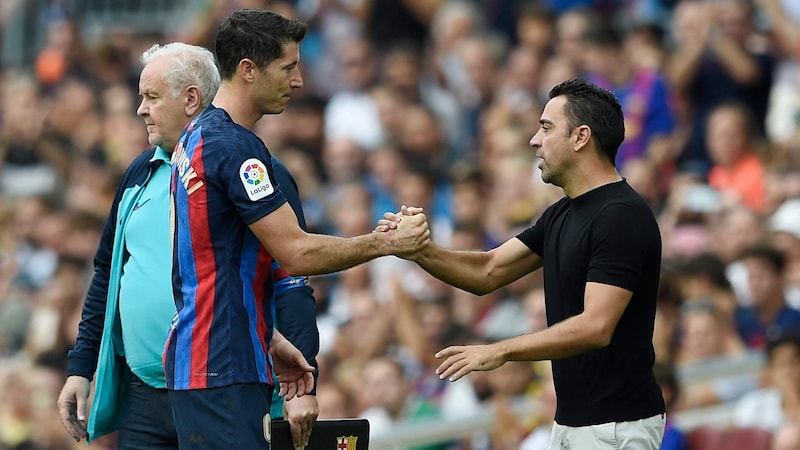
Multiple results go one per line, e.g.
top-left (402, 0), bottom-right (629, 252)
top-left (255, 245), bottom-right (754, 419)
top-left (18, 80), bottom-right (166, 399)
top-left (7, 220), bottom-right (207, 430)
top-left (148, 137), bottom-right (162, 148)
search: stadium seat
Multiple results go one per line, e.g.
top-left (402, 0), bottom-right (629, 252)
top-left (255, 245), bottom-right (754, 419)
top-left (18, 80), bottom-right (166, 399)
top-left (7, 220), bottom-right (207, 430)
top-left (686, 425), bottom-right (772, 450)
top-left (719, 426), bottom-right (771, 450)
top-left (687, 425), bottom-right (725, 450)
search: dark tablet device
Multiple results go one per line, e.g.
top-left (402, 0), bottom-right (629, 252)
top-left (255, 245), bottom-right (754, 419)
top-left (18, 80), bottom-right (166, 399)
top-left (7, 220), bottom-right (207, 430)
top-left (270, 418), bottom-right (370, 449)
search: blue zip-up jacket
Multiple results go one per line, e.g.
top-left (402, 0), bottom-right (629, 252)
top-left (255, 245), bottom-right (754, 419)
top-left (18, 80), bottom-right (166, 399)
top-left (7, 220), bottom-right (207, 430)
top-left (67, 149), bottom-right (319, 441)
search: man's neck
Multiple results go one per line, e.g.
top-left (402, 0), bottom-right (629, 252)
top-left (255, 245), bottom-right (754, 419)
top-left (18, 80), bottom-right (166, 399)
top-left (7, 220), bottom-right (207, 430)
top-left (563, 165), bottom-right (622, 199)
top-left (213, 81), bottom-right (261, 130)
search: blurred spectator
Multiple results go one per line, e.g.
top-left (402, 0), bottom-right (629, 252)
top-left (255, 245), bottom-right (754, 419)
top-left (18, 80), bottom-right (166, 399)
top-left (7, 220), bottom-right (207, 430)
top-left (323, 36), bottom-right (385, 151)
top-left (378, 41), bottom-right (464, 152)
top-left (769, 199), bottom-right (800, 309)
top-left (553, 7), bottom-right (598, 73)
top-left (536, 54), bottom-right (580, 105)
top-left (675, 299), bottom-right (756, 409)
top-left (732, 329), bottom-right (800, 432)
top-left (625, 22), bottom-right (671, 71)
top-left (706, 205), bottom-right (768, 303)
top-left (514, 4), bottom-right (555, 56)
top-left (34, 10), bottom-right (88, 89)
top-left (0, 74), bottom-right (58, 197)
top-left (667, 0), bottom-right (775, 175)
top-left (659, 177), bottom-right (721, 260)
top-left (759, 0), bottom-right (800, 165)
top-left (483, 361), bottom-right (537, 449)
top-left (706, 101), bottom-right (768, 212)
top-left (735, 245), bottom-right (800, 349)
top-left (676, 300), bottom-right (745, 366)
top-left (622, 157), bottom-right (668, 214)
top-left (315, 379), bottom-right (353, 420)
top-left (582, 23), bottom-right (677, 169)
top-left (675, 252), bottom-right (741, 347)
top-left (356, 356), bottom-right (441, 446)
top-left (352, 0), bottom-right (440, 53)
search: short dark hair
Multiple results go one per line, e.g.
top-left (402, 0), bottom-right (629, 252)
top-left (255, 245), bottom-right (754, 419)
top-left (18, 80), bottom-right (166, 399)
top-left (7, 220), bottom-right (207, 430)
top-left (679, 252), bottom-right (732, 290)
top-left (582, 23), bottom-right (623, 49)
top-left (215, 9), bottom-right (308, 79)
top-left (766, 328), bottom-right (800, 363)
top-left (738, 244), bottom-right (786, 274)
top-left (548, 78), bottom-right (625, 165)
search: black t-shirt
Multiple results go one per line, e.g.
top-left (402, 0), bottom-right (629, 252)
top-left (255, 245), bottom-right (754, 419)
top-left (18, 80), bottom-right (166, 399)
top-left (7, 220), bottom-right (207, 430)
top-left (517, 180), bottom-right (665, 426)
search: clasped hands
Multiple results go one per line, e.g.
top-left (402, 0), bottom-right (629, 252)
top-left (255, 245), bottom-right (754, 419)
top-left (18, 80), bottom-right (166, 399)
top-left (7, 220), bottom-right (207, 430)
top-left (374, 205), bottom-right (430, 258)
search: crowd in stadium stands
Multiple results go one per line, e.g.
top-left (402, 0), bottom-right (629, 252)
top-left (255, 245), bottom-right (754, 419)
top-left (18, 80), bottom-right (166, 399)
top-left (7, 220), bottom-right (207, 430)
top-left (1, 0), bottom-right (800, 449)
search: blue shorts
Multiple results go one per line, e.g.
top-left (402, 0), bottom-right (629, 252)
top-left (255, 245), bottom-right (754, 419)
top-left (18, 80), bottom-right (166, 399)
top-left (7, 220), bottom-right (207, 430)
top-left (169, 383), bottom-right (274, 449)
top-left (118, 375), bottom-right (178, 449)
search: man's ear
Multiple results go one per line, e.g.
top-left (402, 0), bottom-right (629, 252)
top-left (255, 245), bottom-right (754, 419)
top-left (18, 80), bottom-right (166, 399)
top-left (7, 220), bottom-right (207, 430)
top-left (185, 86), bottom-right (202, 116)
top-left (238, 58), bottom-right (257, 83)
top-left (573, 124), bottom-right (591, 152)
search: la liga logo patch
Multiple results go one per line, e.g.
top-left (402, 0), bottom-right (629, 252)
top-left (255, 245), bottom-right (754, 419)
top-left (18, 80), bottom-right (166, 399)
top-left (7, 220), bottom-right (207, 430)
top-left (239, 158), bottom-right (274, 201)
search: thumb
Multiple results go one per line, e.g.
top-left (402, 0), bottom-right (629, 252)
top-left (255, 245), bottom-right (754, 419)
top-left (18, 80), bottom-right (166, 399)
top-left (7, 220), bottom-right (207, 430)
top-left (298, 358), bottom-right (314, 372)
top-left (402, 205), bottom-right (424, 215)
top-left (76, 394), bottom-right (87, 422)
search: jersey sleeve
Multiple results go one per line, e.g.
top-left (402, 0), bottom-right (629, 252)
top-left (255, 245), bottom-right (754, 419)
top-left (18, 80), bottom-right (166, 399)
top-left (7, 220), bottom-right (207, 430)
top-left (215, 132), bottom-right (287, 224)
top-left (586, 203), bottom-right (659, 291)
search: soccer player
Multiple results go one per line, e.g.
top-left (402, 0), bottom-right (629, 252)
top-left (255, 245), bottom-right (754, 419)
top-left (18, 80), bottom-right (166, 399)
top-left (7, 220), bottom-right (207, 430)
top-left (166, 9), bottom-right (429, 449)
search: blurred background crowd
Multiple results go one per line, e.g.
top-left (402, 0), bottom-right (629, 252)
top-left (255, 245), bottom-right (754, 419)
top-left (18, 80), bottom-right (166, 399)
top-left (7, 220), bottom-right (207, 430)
top-left (1, 0), bottom-right (800, 449)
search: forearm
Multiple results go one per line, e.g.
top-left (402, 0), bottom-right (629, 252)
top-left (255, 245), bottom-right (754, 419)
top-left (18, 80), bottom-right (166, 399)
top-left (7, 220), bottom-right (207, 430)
top-left (667, 45), bottom-right (705, 90)
top-left (275, 286), bottom-right (319, 363)
top-left (413, 245), bottom-right (501, 296)
top-left (278, 232), bottom-right (389, 276)
top-left (760, 0), bottom-right (800, 55)
top-left (711, 37), bottom-right (760, 84)
top-left (496, 314), bottom-right (610, 363)
top-left (274, 285), bottom-right (319, 394)
top-left (68, 263), bottom-right (112, 378)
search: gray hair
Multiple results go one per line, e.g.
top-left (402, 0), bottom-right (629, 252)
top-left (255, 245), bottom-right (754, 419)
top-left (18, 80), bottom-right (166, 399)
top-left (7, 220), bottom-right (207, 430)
top-left (140, 42), bottom-right (220, 108)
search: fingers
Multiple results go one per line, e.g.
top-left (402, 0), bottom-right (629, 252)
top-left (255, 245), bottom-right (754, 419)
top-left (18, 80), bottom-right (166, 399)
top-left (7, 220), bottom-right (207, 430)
top-left (289, 415), bottom-right (311, 450)
top-left (282, 380), bottom-right (298, 401)
top-left (286, 397), bottom-right (318, 450)
top-left (401, 205), bottom-right (424, 215)
top-left (383, 211), bottom-right (401, 221)
top-left (76, 392), bottom-right (87, 423)
top-left (434, 347), bottom-right (471, 382)
top-left (376, 206), bottom-right (424, 229)
top-left (302, 372), bottom-right (315, 395)
top-left (58, 405), bottom-right (87, 442)
top-left (279, 381), bottom-right (288, 399)
top-left (289, 420), bottom-right (304, 450)
top-left (57, 380), bottom-right (89, 442)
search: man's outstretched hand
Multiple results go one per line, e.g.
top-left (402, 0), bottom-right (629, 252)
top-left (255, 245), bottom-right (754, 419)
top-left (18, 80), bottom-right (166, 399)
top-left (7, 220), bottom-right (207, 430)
top-left (435, 343), bottom-right (507, 382)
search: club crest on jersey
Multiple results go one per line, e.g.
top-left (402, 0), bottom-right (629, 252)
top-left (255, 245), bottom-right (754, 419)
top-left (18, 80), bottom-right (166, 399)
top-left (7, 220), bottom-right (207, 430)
top-left (239, 158), bottom-right (274, 201)
top-left (336, 435), bottom-right (358, 450)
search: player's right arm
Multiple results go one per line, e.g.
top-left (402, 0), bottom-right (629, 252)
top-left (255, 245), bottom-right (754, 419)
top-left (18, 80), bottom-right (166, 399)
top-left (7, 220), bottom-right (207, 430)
top-left (248, 202), bottom-right (430, 276)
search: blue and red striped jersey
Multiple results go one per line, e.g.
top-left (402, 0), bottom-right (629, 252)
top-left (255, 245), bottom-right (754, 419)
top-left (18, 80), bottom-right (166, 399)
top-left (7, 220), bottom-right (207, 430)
top-left (166, 106), bottom-right (289, 390)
